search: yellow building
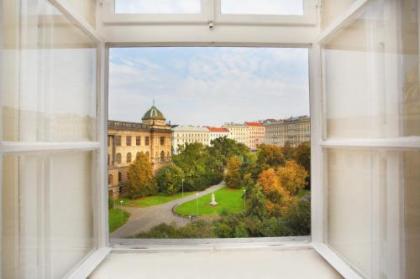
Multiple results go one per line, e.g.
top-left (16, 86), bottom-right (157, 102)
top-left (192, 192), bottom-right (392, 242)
top-left (245, 122), bottom-right (265, 151)
top-left (108, 105), bottom-right (172, 198)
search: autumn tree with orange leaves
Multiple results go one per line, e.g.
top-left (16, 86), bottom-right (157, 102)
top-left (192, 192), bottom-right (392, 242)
top-left (277, 160), bottom-right (308, 195)
top-left (257, 168), bottom-right (292, 216)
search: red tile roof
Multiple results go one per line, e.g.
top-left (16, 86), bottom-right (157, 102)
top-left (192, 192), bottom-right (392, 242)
top-left (206, 127), bottom-right (229, 132)
top-left (245, 122), bottom-right (263, 127)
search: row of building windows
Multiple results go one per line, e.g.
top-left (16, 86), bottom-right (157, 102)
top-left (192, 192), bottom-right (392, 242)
top-left (110, 135), bottom-right (159, 147)
top-left (108, 151), bottom-right (171, 165)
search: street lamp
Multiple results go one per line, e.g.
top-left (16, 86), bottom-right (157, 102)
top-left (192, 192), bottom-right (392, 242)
top-left (195, 192), bottom-right (199, 217)
top-left (243, 189), bottom-right (246, 210)
top-left (181, 178), bottom-right (184, 198)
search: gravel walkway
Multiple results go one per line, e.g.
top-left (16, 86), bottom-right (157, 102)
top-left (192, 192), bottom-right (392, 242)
top-left (111, 183), bottom-right (225, 238)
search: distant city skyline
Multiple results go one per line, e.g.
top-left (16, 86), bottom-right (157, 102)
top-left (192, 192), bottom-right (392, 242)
top-left (109, 47), bottom-right (309, 126)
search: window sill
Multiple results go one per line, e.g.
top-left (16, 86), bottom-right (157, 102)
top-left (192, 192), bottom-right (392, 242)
top-left (90, 238), bottom-right (342, 279)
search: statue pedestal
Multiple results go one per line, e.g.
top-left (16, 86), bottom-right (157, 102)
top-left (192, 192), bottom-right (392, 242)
top-left (209, 193), bottom-right (218, 207)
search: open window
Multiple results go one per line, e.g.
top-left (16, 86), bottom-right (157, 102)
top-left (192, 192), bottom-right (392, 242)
top-left (1, 0), bottom-right (419, 278)
top-left (107, 47), bottom-right (311, 240)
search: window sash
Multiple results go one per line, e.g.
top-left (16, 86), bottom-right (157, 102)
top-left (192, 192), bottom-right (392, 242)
top-left (0, 0), bottom-right (108, 278)
top-left (101, 0), bottom-right (318, 25)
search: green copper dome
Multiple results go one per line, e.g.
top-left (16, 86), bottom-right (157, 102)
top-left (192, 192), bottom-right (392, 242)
top-left (142, 105), bottom-right (166, 121)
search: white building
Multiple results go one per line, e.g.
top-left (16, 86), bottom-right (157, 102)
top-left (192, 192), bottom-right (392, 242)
top-left (171, 126), bottom-right (209, 153)
top-left (207, 127), bottom-right (230, 143)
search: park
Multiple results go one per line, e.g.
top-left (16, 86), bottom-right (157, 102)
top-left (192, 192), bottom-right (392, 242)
top-left (109, 138), bottom-right (311, 238)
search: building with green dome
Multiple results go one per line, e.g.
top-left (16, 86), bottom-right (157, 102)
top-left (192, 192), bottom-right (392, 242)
top-left (107, 105), bottom-right (172, 199)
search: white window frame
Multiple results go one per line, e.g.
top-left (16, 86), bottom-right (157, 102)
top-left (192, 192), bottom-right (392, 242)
top-left (314, 0), bottom-right (420, 279)
top-left (2, 0), bottom-right (419, 278)
top-left (102, 0), bottom-right (318, 26)
top-left (0, 0), bottom-right (110, 278)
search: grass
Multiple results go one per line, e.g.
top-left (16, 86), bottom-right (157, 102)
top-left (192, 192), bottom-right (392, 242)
top-left (175, 187), bottom-right (245, 217)
top-left (116, 192), bottom-right (195, 208)
top-left (109, 208), bottom-right (130, 233)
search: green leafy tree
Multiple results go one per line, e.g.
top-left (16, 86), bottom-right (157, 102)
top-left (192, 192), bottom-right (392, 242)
top-left (127, 152), bottom-right (156, 197)
top-left (155, 164), bottom-right (185, 195)
top-left (282, 141), bottom-right (294, 160)
top-left (172, 143), bottom-right (222, 191)
top-left (256, 144), bottom-right (285, 171)
top-left (293, 142), bottom-right (311, 189)
top-left (224, 155), bottom-right (242, 189)
top-left (293, 142), bottom-right (310, 172)
top-left (285, 194), bottom-right (311, 235)
top-left (208, 137), bottom-right (250, 166)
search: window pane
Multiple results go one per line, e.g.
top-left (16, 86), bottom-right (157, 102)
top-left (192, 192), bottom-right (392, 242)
top-left (221, 0), bottom-right (304, 15)
top-left (327, 149), bottom-right (420, 278)
top-left (2, 151), bottom-right (95, 279)
top-left (323, 0), bottom-right (420, 138)
top-left (115, 0), bottom-right (201, 14)
top-left (1, 0), bottom-right (97, 142)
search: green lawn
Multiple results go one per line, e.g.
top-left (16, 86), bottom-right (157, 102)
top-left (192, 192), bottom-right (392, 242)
top-left (116, 192), bottom-right (195, 208)
top-left (109, 208), bottom-right (130, 233)
top-left (175, 187), bottom-right (245, 217)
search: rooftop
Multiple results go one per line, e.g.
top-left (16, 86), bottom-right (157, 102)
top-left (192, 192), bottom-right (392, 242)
top-left (207, 127), bottom-right (229, 132)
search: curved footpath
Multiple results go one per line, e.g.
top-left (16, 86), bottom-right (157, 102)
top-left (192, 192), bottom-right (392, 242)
top-left (111, 182), bottom-right (224, 238)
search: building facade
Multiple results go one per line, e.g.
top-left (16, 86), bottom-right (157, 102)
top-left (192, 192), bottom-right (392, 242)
top-left (207, 127), bottom-right (230, 143)
top-left (171, 126), bottom-right (209, 154)
top-left (108, 105), bottom-right (172, 198)
top-left (264, 116), bottom-right (310, 147)
top-left (245, 122), bottom-right (265, 150)
top-left (222, 123), bottom-right (250, 147)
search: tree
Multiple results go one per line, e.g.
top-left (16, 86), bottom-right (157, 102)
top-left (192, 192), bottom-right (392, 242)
top-left (282, 141), bottom-right (294, 161)
top-left (127, 152), bottom-right (156, 197)
top-left (224, 155), bottom-right (242, 189)
top-left (285, 193), bottom-right (311, 235)
top-left (208, 137), bottom-right (250, 166)
top-left (172, 143), bottom-right (211, 191)
top-left (277, 160), bottom-right (308, 196)
top-left (256, 144), bottom-right (285, 171)
top-left (293, 142), bottom-right (311, 189)
top-left (155, 164), bottom-right (185, 195)
top-left (257, 168), bottom-right (291, 216)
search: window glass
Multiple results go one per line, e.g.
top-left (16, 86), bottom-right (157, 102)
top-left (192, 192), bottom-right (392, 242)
top-left (0, 0), bottom-right (97, 142)
top-left (323, 0), bottom-right (420, 138)
top-left (115, 0), bottom-right (201, 14)
top-left (221, 0), bottom-right (304, 15)
top-left (327, 149), bottom-right (420, 278)
top-left (2, 151), bottom-right (95, 279)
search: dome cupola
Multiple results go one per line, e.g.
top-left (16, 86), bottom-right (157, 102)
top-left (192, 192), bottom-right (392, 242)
top-left (142, 105), bottom-right (166, 121)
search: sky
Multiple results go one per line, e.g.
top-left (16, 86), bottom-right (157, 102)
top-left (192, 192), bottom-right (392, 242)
top-left (109, 47), bottom-right (309, 126)
top-left (115, 0), bottom-right (303, 15)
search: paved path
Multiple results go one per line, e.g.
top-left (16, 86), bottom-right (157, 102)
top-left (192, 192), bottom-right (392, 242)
top-left (111, 183), bottom-right (225, 238)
